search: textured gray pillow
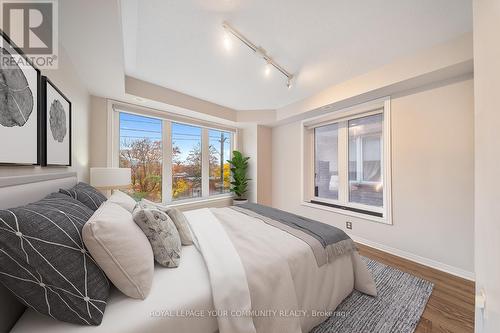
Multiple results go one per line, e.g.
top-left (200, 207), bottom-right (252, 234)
top-left (60, 182), bottom-right (107, 211)
top-left (165, 208), bottom-right (193, 246)
top-left (142, 199), bottom-right (193, 246)
top-left (132, 202), bottom-right (181, 268)
top-left (0, 193), bottom-right (110, 325)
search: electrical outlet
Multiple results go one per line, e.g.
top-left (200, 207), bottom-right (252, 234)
top-left (476, 289), bottom-right (486, 310)
top-left (346, 221), bottom-right (352, 230)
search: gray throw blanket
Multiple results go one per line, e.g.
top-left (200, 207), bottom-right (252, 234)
top-left (231, 203), bottom-right (357, 266)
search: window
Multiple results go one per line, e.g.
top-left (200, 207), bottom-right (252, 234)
top-left (209, 130), bottom-right (232, 195)
top-left (171, 123), bottom-right (202, 201)
top-left (305, 99), bottom-right (391, 223)
top-left (314, 124), bottom-right (339, 200)
top-left (348, 114), bottom-right (383, 207)
top-left (113, 108), bottom-right (235, 204)
top-left (119, 113), bottom-right (163, 202)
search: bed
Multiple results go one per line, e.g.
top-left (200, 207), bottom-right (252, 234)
top-left (11, 245), bottom-right (218, 333)
top-left (1, 172), bottom-right (376, 333)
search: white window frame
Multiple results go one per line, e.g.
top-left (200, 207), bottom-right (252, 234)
top-left (301, 97), bottom-right (392, 224)
top-left (107, 100), bottom-right (236, 205)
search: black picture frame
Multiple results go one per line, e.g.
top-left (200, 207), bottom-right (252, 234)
top-left (41, 76), bottom-right (72, 167)
top-left (0, 29), bottom-right (41, 166)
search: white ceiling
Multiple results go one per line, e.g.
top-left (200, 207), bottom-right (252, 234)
top-left (121, 0), bottom-right (472, 110)
top-left (59, 0), bottom-right (125, 98)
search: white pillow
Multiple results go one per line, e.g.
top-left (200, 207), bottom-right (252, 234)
top-left (83, 201), bottom-right (154, 299)
top-left (108, 190), bottom-right (137, 213)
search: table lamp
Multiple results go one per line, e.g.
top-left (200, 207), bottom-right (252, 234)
top-left (90, 168), bottom-right (131, 195)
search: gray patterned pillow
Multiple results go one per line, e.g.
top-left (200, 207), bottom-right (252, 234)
top-left (60, 182), bottom-right (107, 211)
top-left (142, 199), bottom-right (193, 245)
top-left (132, 201), bottom-right (181, 268)
top-left (0, 193), bottom-right (110, 325)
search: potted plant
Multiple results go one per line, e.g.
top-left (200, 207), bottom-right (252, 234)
top-left (227, 150), bottom-right (250, 205)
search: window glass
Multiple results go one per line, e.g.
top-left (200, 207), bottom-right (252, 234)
top-left (348, 114), bottom-right (383, 207)
top-left (362, 136), bottom-right (382, 182)
top-left (119, 112), bottom-right (162, 202)
top-left (314, 123), bottom-right (339, 200)
top-left (209, 130), bottom-right (232, 195)
top-left (171, 123), bottom-right (202, 200)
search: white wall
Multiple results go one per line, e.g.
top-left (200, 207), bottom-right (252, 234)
top-left (89, 95), bottom-right (108, 168)
top-left (0, 46), bottom-right (90, 181)
top-left (272, 78), bottom-right (474, 278)
top-left (239, 124), bottom-right (258, 203)
top-left (239, 124), bottom-right (272, 205)
top-left (473, 0), bottom-right (500, 331)
top-left (257, 125), bottom-right (272, 206)
top-left (275, 33), bottom-right (472, 123)
top-left (125, 77), bottom-right (237, 122)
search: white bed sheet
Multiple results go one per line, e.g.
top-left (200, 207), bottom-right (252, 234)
top-left (11, 246), bottom-right (218, 333)
top-left (10, 206), bottom-right (373, 333)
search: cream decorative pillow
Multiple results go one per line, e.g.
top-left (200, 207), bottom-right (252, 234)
top-left (83, 202), bottom-right (154, 299)
top-left (108, 190), bottom-right (137, 213)
top-left (133, 201), bottom-right (182, 268)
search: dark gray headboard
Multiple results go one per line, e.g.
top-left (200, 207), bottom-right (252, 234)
top-left (0, 172), bottom-right (78, 332)
top-left (0, 288), bottom-right (25, 333)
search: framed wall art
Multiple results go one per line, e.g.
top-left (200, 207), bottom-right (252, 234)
top-left (0, 30), bottom-right (41, 165)
top-left (41, 76), bottom-right (71, 166)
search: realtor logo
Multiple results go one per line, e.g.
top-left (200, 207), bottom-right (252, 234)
top-left (0, 0), bottom-right (58, 68)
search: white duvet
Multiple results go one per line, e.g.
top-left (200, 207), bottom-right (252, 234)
top-left (187, 207), bottom-right (377, 333)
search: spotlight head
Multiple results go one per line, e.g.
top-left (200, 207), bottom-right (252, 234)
top-left (223, 32), bottom-right (232, 51)
top-left (264, 63), bottom-right (271, 77)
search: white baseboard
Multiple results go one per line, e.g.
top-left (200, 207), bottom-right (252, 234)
top-left (352, 235), bottom-right (475, 281)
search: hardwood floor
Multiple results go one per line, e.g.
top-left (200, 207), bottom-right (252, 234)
top-left (357, 243), bottom-right (475, 333)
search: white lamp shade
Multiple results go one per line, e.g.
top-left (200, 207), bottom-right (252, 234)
top-left (90, 168), bottom-right (131, 190)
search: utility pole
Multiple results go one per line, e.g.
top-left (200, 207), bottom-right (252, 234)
top-left (219, 132), bottom-right (227, 192)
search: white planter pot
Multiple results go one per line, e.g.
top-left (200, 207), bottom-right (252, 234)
top-left (233, 199), bottom-right (248, 205)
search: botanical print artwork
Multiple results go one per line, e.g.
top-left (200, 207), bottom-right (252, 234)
top-left (0, 47), bottom-right (34, 128)
top-left (44, 78), bottom-right (71, 166)
top-left (0, 32), bottom-right (40, 165)
top-left (49, 99), bottom-right (67, 142)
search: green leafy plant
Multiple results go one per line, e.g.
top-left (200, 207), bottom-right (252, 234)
top-left (227, 150), bottom-right (250, 199)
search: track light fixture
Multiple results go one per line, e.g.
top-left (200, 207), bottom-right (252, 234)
top-left (222, 21), bottom-right (294, 88)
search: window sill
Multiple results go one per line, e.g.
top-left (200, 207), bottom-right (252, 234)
top-left (166, 194), bottom-right (234, 210)
top-left (301, 201), bottom-right (392, 225)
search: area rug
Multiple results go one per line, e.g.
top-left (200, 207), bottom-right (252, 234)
top-left (312, 257), bottom-right (434, 333)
